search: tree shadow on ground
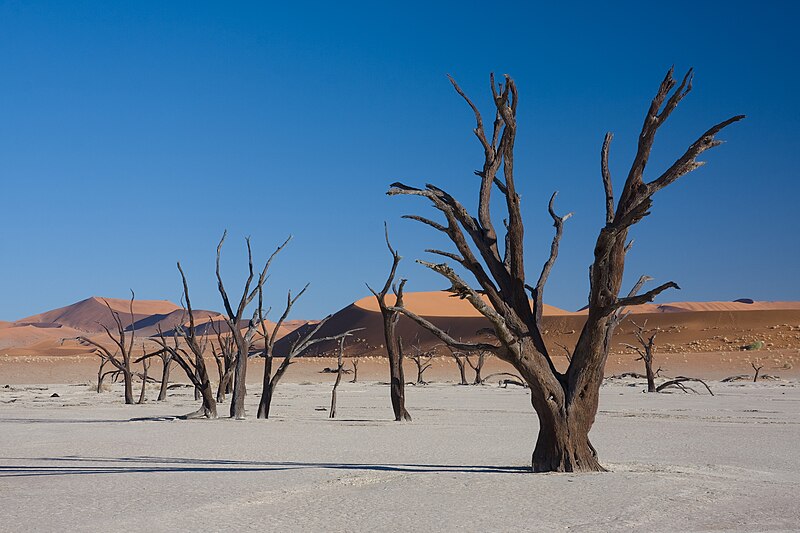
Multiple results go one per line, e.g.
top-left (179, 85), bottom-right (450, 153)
top-left (0, 455), bottom-right (529, 477)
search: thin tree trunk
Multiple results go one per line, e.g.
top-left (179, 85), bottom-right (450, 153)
top-left (96, 359), bottom-right (107, 393)
top-left (257, 356), bottom-right (274, 419)
top-left (330, 365), bottom-right (343, 418)
top-left (350, 358), bottom-right (359, 383)
top-left (194, 356), bottom-right (201, 401)
top-left (137, 360), bottom-right (149, 404)
top-left (158, 357), bottom-right (171, 401)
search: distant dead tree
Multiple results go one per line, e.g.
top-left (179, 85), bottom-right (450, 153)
top-left (137, 345), bottom-right (150, 404)
top-left (149, 262), bottom-right (218, 418)
top-left (387, 69), bottom-right (742, 471)
top-left (367, 224), bottom-right (412, 421)
top-left (622, 320), bottom-right (658, 392)
top-left (79, 293), bottom-right (138, 404)
top-left (350, 356), bottom-right (360, 383)
top-left (751, 361), bottom-right (763, 382)
top-left (329, 333), bottom-right (360, 419)
top-left (95, 356), bottom-right (120, 393)
top-left (216, 231), bottom-right (291, 419)
top-left (209, 318), bottom-right (235, 403)
top-left (408, 341), bottom-right (435, 385)
top-left (255, 285), bottom-right (358, 419)
top-left (466, 350), bottom-right (487, 384)
top-left (447, 346), bottom-right (469, 385)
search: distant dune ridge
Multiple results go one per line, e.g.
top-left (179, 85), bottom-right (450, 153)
top-left (1, 292), bottom-right (799, 358)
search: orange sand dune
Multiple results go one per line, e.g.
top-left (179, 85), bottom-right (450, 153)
top-left (17, 296), bottom-right (181, 334)
top-left (354, 291), bottom-right (572, 317)
top-left (0, 323), bottom-right (87, 351)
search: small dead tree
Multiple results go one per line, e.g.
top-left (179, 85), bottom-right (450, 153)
top-left (448, 346), bottom-right (470, 385)
top-left (465, 350), bottom-right (487, 384)
top-left (329, 333), bottom-right (358, 419)
top-left (209, 318), bottom-right (236, 403)
top-left (149, 262), bottom-right (218, 418)
top-left (216, 231), bottom-right (291, 419)
top-left (387, 69), bottom-right (742, 471)
top-left (95, 356), bottom-right (121, 393)
top-left (751, 361), bottom-right (763, 382)
top-left (408, 341), bottom-right (435, 385)
top-left (256, 285), bottom-right (359, 419)
top-left (622, 320), bottom-right (658, 392)
top-left (79, 293), bottom-right (138, 404)
top-left (367, 224), bottom-right (412, 421)
top-left (350, 356), bottom-right (360, 383)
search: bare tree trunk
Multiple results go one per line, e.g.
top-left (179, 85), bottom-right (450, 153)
top-left (96, 358), bottom-right (107, 393)
top-left (194, 357), bottom-right (201, 401)
top-left (644, 357), bottom-right (656, 393)
top-left (450, 349), bottom-right (469, 385)
top-left (137, 358), bottom-right (149, 404)
top-left (368, 225), bottom-right (412, 421)
top-left (350, 357), bottom-right (359, 383)
top-left (329, 336), bottom-right (347, 419)
top-left (466, 351), bottom-right (486, 385)
top-left (257, 355), bottom-right (274, 419)
top-left (158, 355), bottom-right (171, 401)
top-left (123, 370), bottom-right (134, 405)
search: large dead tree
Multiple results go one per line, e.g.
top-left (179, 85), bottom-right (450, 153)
top-left (79, 293), bottom-right (138, 404)
top-left (216, 231), bottom-right (290, 419)
top-left (367, 225), bottom-right (412, 421)
top-left (388, 69), bottom-right (742, 472)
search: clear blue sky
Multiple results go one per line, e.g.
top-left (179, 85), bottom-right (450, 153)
top-left (1, 1), bottom-right (798, 321)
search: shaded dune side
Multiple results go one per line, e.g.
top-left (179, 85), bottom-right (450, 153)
top-left (276, 300), bottom-right (800, 359)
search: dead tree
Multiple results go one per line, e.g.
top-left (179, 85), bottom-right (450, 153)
top-left (256, 284), bottom-right (359, 419)
top-left (216, 231), bottom-right (290, 419)
top-left (155, 343), bottom-right (173, 401)
top-left (448, 346), bottom-right (470, 385)
top-left (751, 361), bottom-right (763, 382)
top-left (367, 224), bottom-right (412, 421)
top-left (149, 262), bottom-right (218, 418)
top-left (622, 320), bottom-right (658, 392)
top-left (95, 357), bottom-right (121, 393)
top-left (137, 346), bottom-right (150, 404)
top-left (408, 341), bottom-right (435, 385)
top-left (329, 334), bottom-right (355, 419)
top-left (209, 318), bottom-right (236, 403)
top-left (387, 69), bottom-right (742, 471)
top-left (79, 293), bottom-right (138, 404)
top-left (350, 356), bottom-right (360, 383)
top-left (465, 350), bottom-right (487, 384)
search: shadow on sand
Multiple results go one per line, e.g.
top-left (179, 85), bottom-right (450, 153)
top-left (0, 455), bottom-right (530, 477)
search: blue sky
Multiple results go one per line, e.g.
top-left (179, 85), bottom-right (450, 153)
top-left (1, 1), bottom-right (798, 320)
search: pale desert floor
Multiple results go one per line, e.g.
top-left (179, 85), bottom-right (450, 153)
top-left (1, 376), bottom-right (799, 532)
